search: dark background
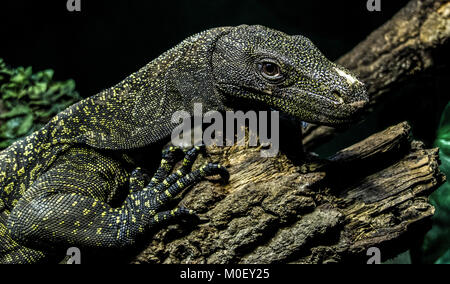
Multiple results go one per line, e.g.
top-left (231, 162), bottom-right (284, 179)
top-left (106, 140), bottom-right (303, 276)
top-left (0, 0), bottom-right (447, 155)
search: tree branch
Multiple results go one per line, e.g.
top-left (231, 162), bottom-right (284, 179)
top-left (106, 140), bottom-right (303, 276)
top-left (131, 122), bottom-right (445, 264)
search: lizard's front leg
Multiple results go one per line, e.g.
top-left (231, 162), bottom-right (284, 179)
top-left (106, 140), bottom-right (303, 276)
top-left (7, 145), bottom-right (228, 252)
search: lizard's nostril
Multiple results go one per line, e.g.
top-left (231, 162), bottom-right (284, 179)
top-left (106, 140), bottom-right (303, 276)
top-left (331, 90), bottom-right (345, 104)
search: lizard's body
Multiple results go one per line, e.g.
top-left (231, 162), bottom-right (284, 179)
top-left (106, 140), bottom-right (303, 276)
top-left (0, 25), bottom-right (368, 263)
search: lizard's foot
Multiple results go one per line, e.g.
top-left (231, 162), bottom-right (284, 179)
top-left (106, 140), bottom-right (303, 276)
top-left (151, 161), bottom-right (229, 205)
top-left (148, 144), bottom-right (229, 202)
top-left (133, 145), bottom-right (229, 226)
top-left (128, 144), bottom-right (207, 193)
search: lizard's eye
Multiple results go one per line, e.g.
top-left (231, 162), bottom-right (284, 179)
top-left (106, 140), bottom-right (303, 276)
top-left (258, 61), bottom-right (283, 81)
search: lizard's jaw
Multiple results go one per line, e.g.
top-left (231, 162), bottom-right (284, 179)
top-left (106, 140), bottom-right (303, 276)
top-left (216, 83), bottom-right (368, 126)
top-left (282, 88), bottom-right (369, 126)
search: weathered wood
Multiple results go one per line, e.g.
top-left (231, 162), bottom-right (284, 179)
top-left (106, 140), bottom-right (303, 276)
top-left (131, 122), bottom-right (445, 264)
top-left (303, 0), bottom-right (450, 151)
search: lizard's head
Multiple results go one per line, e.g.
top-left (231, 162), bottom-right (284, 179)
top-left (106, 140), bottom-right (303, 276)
top-left (212, 25), bottom-right (369, 126)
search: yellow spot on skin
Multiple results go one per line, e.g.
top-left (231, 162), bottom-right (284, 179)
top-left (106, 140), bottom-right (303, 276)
top-left (0, 225), bottom-right (6, 237)
top-left (4, 182), bottom-right (14, 195)
top-left (96, 228), bottom-right (102, 235)
top-left (19, 183), bottom-right (26, 195)
top-left (17, 167), bottom-right (25, 176)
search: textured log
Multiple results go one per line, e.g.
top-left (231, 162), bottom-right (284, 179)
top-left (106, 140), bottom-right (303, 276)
top-left (131, 122), bottom-right (445, 264)
top-left (303, 0), bottom-right (450, 150)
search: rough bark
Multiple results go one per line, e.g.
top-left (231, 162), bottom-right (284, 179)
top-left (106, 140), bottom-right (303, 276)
top-left (131, 122), bottom-right (445, 264)
top-left (302, 0), bottom-right (450, 151)
top-left (129, 0), bottom-right (449, 264)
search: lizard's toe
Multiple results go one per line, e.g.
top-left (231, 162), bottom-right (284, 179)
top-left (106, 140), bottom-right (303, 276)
top-left (161, 145), bottom-right (184, 162)
top-left (201, 163), bottom-right (229, 184)
top-left (151, 206), bottom-right (200, 226)
top-left (129, 167), bottom-right (148, 192)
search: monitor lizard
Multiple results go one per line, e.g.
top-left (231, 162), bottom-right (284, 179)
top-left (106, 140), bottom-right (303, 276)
top-left (0, 25), bottom-right (368, 263)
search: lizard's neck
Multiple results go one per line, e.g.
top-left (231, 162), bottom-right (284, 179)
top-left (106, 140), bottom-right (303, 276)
top-left (43, 27), bottom-right (232, 151)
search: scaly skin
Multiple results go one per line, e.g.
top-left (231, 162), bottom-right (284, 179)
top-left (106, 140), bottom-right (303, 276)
top-left (0, 25), bottom-right (368, 263)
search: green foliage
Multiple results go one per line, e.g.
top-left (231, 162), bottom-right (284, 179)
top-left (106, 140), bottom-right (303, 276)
top-left (0, 58), bottom-right (81, 149)
top-left (421, 102), bottom-right (450, 264)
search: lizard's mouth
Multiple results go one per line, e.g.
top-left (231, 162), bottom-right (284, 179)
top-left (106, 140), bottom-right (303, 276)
top-left (281, 88), bottom-right (369, 126)
top-left (217, 83), bottom-right (368, 126)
